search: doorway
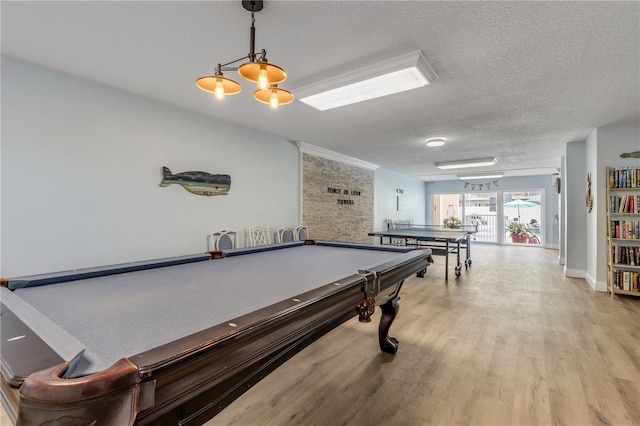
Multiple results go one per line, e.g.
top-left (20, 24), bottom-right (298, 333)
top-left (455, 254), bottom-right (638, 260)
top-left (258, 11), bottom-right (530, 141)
top-left (433, 190), bottom-right (543, 245)
top-left (503, 191), bottom-right (542, 245)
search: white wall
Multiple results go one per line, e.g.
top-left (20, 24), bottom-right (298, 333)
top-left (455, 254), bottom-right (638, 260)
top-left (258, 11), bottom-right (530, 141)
top-left (564, 140), bottom-right (587, 278)
top-left (588, 122), bottom-right (640, 291)
top-left (558, 157), bottom-right (565, 265)
top-left (374, 168), bottom-right (426, 231)
top-left (1, 56), bottom-right (300, 276)
top-left (585, 130), bottom-right (599, 287)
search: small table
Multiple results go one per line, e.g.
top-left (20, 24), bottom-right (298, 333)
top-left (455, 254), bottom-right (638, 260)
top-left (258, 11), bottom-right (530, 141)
top-left (1, 241), bottom-right (431, 425)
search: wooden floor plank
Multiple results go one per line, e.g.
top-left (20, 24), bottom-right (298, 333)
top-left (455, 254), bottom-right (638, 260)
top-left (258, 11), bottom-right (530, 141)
top-left (208, 244), bottom-right (640, 426)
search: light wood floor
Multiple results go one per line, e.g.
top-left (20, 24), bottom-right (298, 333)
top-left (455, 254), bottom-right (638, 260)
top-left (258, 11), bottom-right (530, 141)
top-left (2, 245), bottom-right (638, 425)
top-left (209, 244), bottom-right (640, 426)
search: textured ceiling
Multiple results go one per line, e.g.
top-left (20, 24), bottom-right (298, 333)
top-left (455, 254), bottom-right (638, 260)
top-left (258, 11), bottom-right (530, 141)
top-left (2, 1), bottom-right (639, 180)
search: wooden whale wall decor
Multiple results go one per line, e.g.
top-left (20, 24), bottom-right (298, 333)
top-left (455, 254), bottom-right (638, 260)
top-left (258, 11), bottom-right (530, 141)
top-left (159, 166), bottom-right (231, 196)
top-left (621, 151), bottom-right (640, 158)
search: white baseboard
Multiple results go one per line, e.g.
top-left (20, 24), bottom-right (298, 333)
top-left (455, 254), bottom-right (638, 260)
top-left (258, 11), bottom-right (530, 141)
top-left (564, 268), bottom-right (585, 278)
top-left (571, 271), bottom-right (607, 292)
top-left (584, 273), bottom-right (608, 292)
top-left (595, 281), bottom-right (608, 292)
top-left (585, 272), bottom-right (596, 290)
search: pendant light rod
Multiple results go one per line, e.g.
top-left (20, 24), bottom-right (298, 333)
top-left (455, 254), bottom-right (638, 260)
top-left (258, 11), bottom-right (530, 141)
top-left (243, 0), bottom-right (263, 63)
top-left (249, 14), bottom-right (257, 62)
top-left (218, 59), bottom-right (247, 70)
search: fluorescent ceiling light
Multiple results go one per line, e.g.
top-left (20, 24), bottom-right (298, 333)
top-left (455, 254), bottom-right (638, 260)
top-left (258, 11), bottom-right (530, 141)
top-left (299, 70), bottom-right (426, 111)
top-left (458, 173), bottom-right (503, 180)
top-left (425, 138), bottom-right (445, 147)
top-left (296, 50), bottom-right (437, 111)
top-left (435, 157), bottom-right (497, 170)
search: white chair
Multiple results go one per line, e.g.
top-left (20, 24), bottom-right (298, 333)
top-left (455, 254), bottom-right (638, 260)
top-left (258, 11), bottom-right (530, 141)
top-left (248, 226), bottom-right (271, 247)
top-left (393, 219), bottom-right (413, 229)
top-left (385, 219), bottom-right (414, 246)
top-left (210, 230), bottom-right (238, 250)
top-left (276, 226), bottom-right (296, 243)
top-left (294, 225), bottom-right (309, 241)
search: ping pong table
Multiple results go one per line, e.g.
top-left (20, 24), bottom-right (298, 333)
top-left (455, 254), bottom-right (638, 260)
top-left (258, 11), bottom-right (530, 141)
top-left (368, 225), bottom-right (475, 280)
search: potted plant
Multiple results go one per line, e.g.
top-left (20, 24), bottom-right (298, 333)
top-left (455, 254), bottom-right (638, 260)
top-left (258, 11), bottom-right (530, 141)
top-left (506, 221), bottom-right (532, 243)
top-left (443, 216), bottom-right (462, 229)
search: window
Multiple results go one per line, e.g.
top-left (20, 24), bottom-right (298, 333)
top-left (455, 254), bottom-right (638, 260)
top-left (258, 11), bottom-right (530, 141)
top-left (433, 190), bottom-right (543, 245)
top-left (503, 191), bottom-right (542, 245)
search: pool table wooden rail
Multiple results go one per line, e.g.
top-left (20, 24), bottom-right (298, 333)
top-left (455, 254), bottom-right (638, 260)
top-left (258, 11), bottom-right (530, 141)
top-left (1, 242), bottom-right (432, 425)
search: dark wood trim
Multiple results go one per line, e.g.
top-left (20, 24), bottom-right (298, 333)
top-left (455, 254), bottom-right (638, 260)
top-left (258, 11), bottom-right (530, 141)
top-left (17, 359), bottom-right (142, 425)
top-left (21, 359), bottom-right (140, 403)
top-left (208, 250), bottom-right (223, 259)
top-left (137, 279), bottom-right (368, 425)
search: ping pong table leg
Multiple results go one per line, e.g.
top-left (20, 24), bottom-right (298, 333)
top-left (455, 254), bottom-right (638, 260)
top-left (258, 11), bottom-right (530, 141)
top-left (455, 239), bottom-right (462, 277)
top-left (445, 240), bottom-right (449, 280)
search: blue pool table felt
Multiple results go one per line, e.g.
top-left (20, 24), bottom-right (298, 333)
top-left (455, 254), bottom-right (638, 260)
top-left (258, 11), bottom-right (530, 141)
top-left (13, 244), bottom-right (413, 377)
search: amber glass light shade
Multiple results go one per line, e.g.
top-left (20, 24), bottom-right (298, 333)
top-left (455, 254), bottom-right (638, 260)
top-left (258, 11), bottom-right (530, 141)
top-left (238, 62), bottom-right (287, 86)
top-left (196, 76), bottom-right (242, 99)
top-left (254, 86), bottom-right (294, 109)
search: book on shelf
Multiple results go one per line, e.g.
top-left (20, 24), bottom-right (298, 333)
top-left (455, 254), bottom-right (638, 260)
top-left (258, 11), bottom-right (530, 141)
top-left (610, 166), bottom-right (640, 189)
top-left (608, 167), bottom-right (640, 296)
top-left (614, 246), bottom-right (640, 266)
top-left (609, 195), bottom-right (640, 213)
top-left (623, 271), bottom-right (630, 291)
top-left (611, 220), bottom-right (640, 239)
top-left (614, 270), bottom-right (640, 292)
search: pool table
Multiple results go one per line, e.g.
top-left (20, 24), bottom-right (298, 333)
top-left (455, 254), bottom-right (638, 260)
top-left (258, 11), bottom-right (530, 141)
top-left (0, 240), bottom-right (431, 425)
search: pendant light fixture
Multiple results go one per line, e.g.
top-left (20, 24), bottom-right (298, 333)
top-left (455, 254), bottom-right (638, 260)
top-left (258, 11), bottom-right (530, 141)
top-left (196, 1), bottom-right (293, 110)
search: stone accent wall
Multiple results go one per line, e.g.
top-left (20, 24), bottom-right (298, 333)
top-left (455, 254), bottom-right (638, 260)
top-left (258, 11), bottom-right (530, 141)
top-left (302, 153), bottom-right (374, 244)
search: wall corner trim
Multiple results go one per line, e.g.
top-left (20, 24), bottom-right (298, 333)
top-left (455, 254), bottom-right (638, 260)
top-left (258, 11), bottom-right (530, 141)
top-left (296, 142), bottom-right (379, 171)
top-left (564, 268), bottom-right (585, 279)
top-left (585, 272), bottom-right (608, 293)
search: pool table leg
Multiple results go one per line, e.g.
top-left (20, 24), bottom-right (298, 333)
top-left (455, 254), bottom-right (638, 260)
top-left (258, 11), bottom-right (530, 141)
top-left (378, 295), bottom-right (400, 354)
top-left (415, 255), bottom-right (433, 277)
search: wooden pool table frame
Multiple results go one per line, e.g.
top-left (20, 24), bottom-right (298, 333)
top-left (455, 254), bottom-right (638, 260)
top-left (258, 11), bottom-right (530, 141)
top-left (1, 241), bottom-right (431, 425)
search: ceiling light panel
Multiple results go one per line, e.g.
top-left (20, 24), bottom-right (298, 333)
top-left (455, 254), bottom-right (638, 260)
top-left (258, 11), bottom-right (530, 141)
top-left (425, 138), bottom-right (445, 147)
top-left (296, 50), bottom-right (437, 111)
top-left (435, 157), bottom-right (497, 169)
top-left (457, 173), bottom-right (503, 180)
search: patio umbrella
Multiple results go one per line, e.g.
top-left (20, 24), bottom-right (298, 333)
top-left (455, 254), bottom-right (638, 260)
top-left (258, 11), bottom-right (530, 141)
top-left (504, 199), bottom-right (538, 220)
top-left (526, 194), bottom-right (541, 204)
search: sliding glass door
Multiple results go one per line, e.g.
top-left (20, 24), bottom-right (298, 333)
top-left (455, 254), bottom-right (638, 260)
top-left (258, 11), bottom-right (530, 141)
top-left (433, 190), bottom-right (543, 245)
top-left (464, 192), bottom-right (498, 243)
top-left (503, 191), bottom-right (542, 245)
top-left (433, 192), bottom-right (498, 243)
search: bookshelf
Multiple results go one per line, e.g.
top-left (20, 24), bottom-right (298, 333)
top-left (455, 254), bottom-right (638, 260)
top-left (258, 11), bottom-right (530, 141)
top-left (606, 166), bottom-right (640, 298)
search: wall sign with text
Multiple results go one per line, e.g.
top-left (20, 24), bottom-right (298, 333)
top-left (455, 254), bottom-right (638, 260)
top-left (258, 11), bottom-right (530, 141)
top-left (327, 187), bottom-right (362, 205)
